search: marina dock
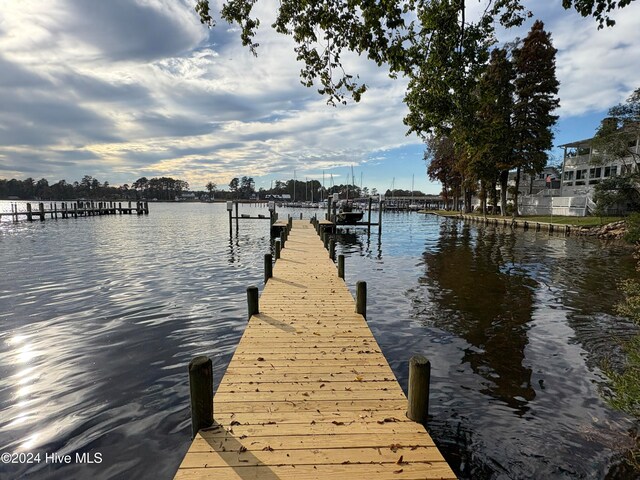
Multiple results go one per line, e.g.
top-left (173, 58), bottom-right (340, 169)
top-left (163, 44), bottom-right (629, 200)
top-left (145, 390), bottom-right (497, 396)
top-left (176, 219), bottom-right (456, 479)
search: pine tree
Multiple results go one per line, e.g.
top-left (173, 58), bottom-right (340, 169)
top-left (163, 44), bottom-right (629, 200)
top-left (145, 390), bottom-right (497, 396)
top-left (511, 20), bottom-right (560, 215)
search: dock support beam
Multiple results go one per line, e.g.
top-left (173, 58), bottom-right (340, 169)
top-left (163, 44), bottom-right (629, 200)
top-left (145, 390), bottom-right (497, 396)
top-left (188, 356), bottom-right (213, 439)
top-left (356, 281), bottom-right (366, 319)
top-left (338, 254), bottom-right (345, 279)
top-left (247, 286), bottom-right (259, 317)
top-left (407, 355), bottom-right (431, 424)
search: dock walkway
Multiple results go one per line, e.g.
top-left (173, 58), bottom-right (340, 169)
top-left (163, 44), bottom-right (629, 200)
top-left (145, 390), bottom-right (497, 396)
top-left (175, 220), bottom-right (456, 479)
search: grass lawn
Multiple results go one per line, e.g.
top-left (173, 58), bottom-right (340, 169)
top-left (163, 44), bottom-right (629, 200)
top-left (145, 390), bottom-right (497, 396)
top-left (419, 210), bottom-right (625, 226)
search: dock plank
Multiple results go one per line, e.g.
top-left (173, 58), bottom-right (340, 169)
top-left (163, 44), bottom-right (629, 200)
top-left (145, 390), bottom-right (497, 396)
top-left (175, 220), bottom-right (456, 479)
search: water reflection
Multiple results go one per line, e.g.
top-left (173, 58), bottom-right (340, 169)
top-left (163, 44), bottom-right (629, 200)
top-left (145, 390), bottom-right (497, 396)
top-left (422, 222), bottom-right (537, 414)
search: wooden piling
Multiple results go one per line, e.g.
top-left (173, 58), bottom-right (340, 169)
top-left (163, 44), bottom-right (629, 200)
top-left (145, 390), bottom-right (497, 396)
top-left (378, 200), bottom-right (383, 236)
top-left (264, 254), bottom-right (273, 283)
top-left (329, 238), bottom-right (335, 261)
top-left (338, 254), bottom-right (345, 279)
top-left (356, 281), bottom-right (366, 319)
top-left (26, 203), bottom-right (32, 221)
top-left (247, 286), bottom-right (259, 318)
top-left (39, 203), bottom-right (45, 221)
top-left (188, 356), bottom-right (213, 439)
top-left (407, 355), bottom-right (431, 424)
top-left (275, 239), bottom-right (281, 260)
top-left (368, 197), bottom-right (373, 234)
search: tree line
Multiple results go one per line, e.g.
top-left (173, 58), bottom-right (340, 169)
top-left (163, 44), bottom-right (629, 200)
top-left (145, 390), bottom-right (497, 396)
top-left (424, 20), bottom-right (559, 215)
top-left (0, 175), bottom-right (189, 201)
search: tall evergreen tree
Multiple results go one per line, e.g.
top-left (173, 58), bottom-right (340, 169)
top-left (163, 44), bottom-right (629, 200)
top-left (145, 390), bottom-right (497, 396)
top-left (511, 20), bottom-right (559, 215)
top-left (472, 47), bottom-right (516, 216)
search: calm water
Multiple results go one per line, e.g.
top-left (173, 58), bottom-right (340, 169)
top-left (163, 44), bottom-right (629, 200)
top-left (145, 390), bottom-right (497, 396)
top-left (0, 202), bottom-right (638, 479)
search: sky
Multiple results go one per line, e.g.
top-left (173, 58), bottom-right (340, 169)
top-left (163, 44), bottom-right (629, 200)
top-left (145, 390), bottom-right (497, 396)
top-left (0, 1), bottom-right (639, 194)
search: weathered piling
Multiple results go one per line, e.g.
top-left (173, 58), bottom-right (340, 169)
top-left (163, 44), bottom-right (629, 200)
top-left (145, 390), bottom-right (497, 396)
top-left (264, 253), bottom-right (272, 283)
top-left (407, 355), bottom-right (431, 424)
top-left (338, 254), bottom-right (345, 279)
top-left (356, 281), bottom-right (366, 319)
top-left (329, 238), bottom-right (336, 261)
top-left (39, 203), bottom-right (45, 221)
top-left (247, 286), bottom-right (259, 317)
top-left (188, 356), bottom-right (213, 438)
top-left (275, 239), bottom-right (281, 260)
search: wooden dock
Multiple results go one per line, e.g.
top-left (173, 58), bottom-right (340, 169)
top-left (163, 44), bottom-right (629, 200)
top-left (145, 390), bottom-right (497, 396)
top-left (176, 220), bottom-right (456, 479)
top-left (0, 200), bottom-right (148, 222)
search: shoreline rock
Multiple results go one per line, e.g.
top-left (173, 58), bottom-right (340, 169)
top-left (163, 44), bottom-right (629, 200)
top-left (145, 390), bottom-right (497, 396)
top-left (575, 220), bottom-right (627, 240)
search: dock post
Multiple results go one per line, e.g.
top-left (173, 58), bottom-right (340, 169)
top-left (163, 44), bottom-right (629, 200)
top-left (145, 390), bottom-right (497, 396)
top-left (378, 200), bottom-right (383, 236)
top-left (407, 355), bottom-right (431, 424)
top-left (368, 197), bottom-right (372, 234)
top-left (356, 281), bottom-right (366, 319)
top-left (300, 212), bottom-right (303, 220)
top-left (144, 201), bottom-right (149, 214)
top-left (329, 238), bottom-right (335, 261)
top-left (264, 254), bottom-right (272, 283)
top-left (327, 197), bottom-right (332, 223)
top-left (247, 286), bottom-right (259, 317)
top-left (26, 203), bottom-right (33, 222)
top-left (275, 239), bottom-right (281, 260)
top-left (188, 356), bottom-right (213, 438)
top-left (227, 201), bottom-right (233, 236)
top-left (280, 231), bottom-right (285, 249)
top-left (323, 231), bottom-right (329, 250)
top-left (39, 203), bottom-right (45, 221)
top-left (338, 254), bottom-right (345, 279)
top-left (235, 201), bottom-right (239, 231)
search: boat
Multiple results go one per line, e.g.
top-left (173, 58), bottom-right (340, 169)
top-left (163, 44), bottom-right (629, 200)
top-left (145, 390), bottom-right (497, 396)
top-left (335, 201), bottom-right (364, 225)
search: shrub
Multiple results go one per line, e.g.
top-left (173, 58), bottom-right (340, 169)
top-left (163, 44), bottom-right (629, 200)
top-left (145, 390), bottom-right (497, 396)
top-left (624, 212), bottom-right (640, 243)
